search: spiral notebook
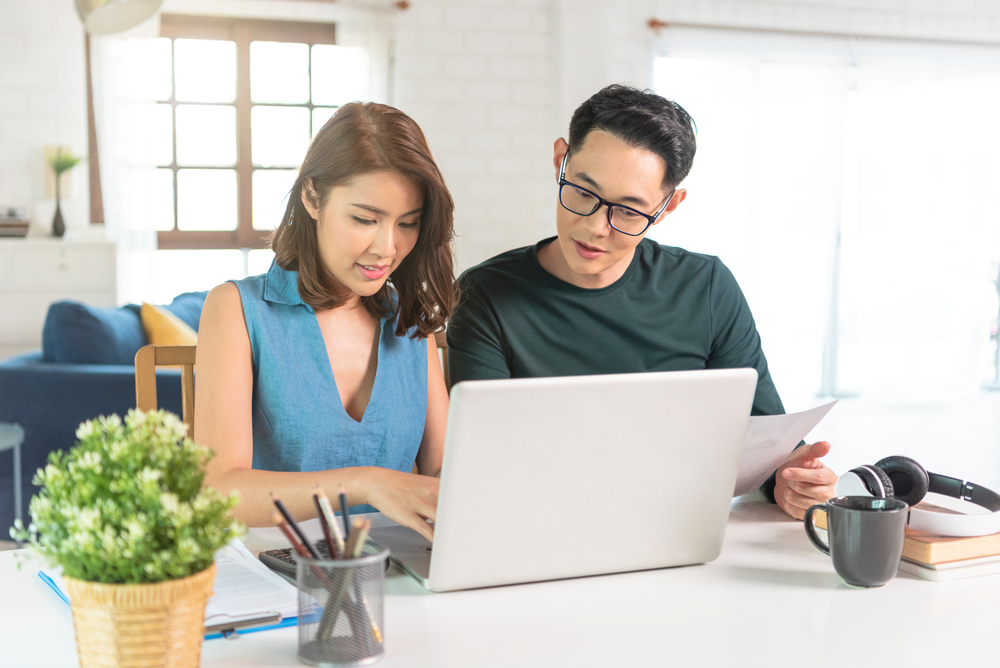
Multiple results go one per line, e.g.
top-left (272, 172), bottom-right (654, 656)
top-left (38, 539), bottom-right (299, 640)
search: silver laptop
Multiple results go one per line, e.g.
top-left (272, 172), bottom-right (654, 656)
top-left (370, 368), bottom-right (758, 592)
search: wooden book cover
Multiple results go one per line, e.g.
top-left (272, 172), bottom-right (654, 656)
top-left (811, 504), bottom-right (1000, 565)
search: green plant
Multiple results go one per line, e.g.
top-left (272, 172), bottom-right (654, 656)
top-left (47, 147), bottom-right (83, 177)
top-left (10, 410), bottom-right (244, 584)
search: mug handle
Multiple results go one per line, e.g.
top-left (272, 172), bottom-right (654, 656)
top-left (803, 504), bottom-right (831, 555)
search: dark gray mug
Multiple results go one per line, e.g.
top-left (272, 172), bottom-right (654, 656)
top-left (804, 496), bottom-right (908, 588)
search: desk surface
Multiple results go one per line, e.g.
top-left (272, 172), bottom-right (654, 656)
top-left (2, 495), bottom-right (996, 668)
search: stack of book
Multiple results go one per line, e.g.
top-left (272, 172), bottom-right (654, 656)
top-left (814, 503), bottom-right (1000, 582)
top-left (0, 207), bottom-right (29, 237)
top-left (896, 503), bottom-right (1000, 581)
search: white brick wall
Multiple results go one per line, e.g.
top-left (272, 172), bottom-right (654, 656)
top-left (0, 0), bottom-right (88, 235)
top-left (393, 0), bottom-right (554, 273)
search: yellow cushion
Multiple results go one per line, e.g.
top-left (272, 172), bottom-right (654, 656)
top-left (140, 302), bottom-right (198, 346)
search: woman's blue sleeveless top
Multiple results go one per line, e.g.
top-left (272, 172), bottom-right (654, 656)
top-left (231, 263), bottom-right (427, 513)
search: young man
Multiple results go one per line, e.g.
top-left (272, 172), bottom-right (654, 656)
top-left (447, 85), bottom-right (836, 519)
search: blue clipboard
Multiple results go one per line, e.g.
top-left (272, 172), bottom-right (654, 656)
top-left (38, 571), bottom-right (298, 640)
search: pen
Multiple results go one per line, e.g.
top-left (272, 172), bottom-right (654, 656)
top-left (270, 492), bottom-right (320, 559)
top-left (339, 484), bottom-right (351, 541)
top-left (312, 485), bottom-right (339, 559)
top-left (316, 486), bottom-right (346, 558)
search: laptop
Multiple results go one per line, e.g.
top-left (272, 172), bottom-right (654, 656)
top-left (370, 368), bottom-right (758, 592)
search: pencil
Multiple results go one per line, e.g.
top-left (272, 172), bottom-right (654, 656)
top-left (343, 517), bottom-right (362, 558)
top-left (271, 511), bottom-right (311, 559)
top-left (316, 486), bottom-right (346, 558)
top-left (343, 517), bottom-right (371, 558)
top-left (276, 510), bottom-right (345, 641)
top-left (339, 484), bottom-right (351, 541)
top-left (350, 518), bottom-right (371, 558)
top-left (312, 485), bottom-right (339, 559)
top-left (270, 492), bottom-right (320, 559)
top-left (322, 517), bottom-right (380, 644)
top-left (348, 518), bottom-right (381, 642)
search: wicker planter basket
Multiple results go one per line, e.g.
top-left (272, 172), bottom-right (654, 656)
top-left (63, 564), bottom-right (216, 668)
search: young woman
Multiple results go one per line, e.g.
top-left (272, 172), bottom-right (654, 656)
top-left (195, 102), bottom-right (454, 540)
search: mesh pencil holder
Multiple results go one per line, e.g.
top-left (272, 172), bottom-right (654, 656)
top-left (296, 547), bottom-right (389, 667)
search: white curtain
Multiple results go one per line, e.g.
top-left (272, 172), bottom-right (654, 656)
top-left (838, 60), bottom-right (1000, 399)
top-left (652, 28), bottom-right (1000, 404)
top-left (651, 36), bottom-right (843, 404)
top-left (90, 19), bottom-right (163, 306)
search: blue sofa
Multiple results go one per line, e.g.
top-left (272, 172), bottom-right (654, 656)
top-left (0, 292), bottom-right (207, 536)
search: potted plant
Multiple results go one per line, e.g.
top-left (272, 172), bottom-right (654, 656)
top-left (11, 409), bottom-right (244, 668)
top-left (47, 146), bottom-right (83, 237)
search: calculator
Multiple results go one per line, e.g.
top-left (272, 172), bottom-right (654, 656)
top-left (258, 539), bottom-right (387, 580)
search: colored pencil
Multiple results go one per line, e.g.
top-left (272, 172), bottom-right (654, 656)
top-left (339, 484), bottom-right (351, 540)
top-left (350, 519), bottom-right (380, 642)
top-left (322, 517), bottom-right (379, 643)
top-left (270, 492), bottom-right (320, 559)
top-left (275, 510), bottom-right (343, 640)
top-left (349, 518), bottom-right (371, 558)
top-left (344, 517), bottom-right (367, 559)
top-left (271, 511), bottom-right (311, 560)
top-left (315, 486), bottom-right (346, 557)
top-left (312, 485), bottom-right (340, 559)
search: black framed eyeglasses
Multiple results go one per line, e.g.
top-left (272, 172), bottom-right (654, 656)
top-left (557, 152), bottom-right (674, 237)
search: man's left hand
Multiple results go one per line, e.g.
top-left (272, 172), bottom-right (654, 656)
top-left (774, 441), bottom-right (837, 520)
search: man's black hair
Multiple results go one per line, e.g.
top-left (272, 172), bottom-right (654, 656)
top-left (567, 84), bottom-right (696, 190)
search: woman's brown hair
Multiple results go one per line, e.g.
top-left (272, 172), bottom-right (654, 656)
top-left (270, 102), bottom-right (456, 338)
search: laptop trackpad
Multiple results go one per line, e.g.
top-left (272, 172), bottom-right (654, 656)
top-left (369, 525), bottom-right (432, 586)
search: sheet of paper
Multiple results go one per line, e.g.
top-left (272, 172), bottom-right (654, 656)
top-left (734, 400), bottom-right (838, 497)
top-left (204, 539), bottom-right (298, 626)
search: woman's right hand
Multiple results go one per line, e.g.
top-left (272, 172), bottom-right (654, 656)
top-left (363, 468), bottom-right (439, 542)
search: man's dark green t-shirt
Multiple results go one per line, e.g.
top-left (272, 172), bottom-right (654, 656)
top-left (447, 237), bottom-right (788, 501)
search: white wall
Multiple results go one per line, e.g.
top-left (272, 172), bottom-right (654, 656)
top-left (5, 0), bottom-right (1000, 261)
top-left (648, 0), bottom-right (1000, 42)
top-left (392, 0), bottom-right (554, 273)
top-left (0, 0), bottom-right (89, 236)
top-left (400, 0), bottom-right (1000, 272)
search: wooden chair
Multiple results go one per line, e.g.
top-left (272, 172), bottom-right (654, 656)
top-left (134, 344), bottom-right (197, 440)
top-left (435, 330), bottom-right (449, 389)
top-left (133, 334), bottom-right (445, 444)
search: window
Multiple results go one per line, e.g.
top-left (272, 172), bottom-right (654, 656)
top-left (152, 15), bottom-right (370, 250)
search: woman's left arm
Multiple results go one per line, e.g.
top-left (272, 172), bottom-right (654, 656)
top-left (415, 335), bottom-right (448, 477)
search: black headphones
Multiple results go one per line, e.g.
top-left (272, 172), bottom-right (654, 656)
top-left (836, 455), bottom-right (1000, 537)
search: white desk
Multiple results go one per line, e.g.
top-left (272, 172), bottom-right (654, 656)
top-left (2, 495), bottom-right (997, 667)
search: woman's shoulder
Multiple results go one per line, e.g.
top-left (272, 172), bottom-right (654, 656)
top-left (203, 269), bottom-right (278, 329)
top-left (204, 281), bottom-right (243, 316)
top-left (227, 271), bottom-right (269, 300)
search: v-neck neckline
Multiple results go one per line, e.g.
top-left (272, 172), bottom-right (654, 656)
top-left (312, 309), bottom-right (386, 427)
